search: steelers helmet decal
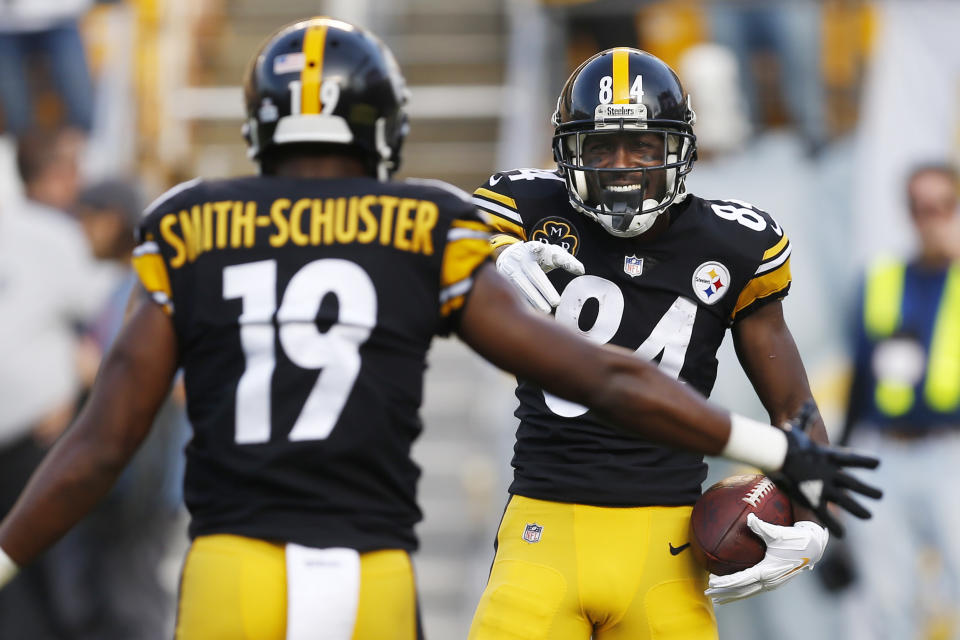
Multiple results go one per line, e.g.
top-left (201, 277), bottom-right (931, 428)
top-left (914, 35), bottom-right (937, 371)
top-left (242, 17), bottom-right (410, 180)
top-left (552, 48), bottom-right (697, 237)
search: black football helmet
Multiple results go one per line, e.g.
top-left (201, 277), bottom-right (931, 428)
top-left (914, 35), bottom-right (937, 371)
top-left (552, 48), bottom-right (696, 237)
top-left (242, 17), bottom-right (409, 179)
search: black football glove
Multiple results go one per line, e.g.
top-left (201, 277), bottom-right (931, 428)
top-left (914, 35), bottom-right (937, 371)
top-left (767, 411), bottom-right (882, 537)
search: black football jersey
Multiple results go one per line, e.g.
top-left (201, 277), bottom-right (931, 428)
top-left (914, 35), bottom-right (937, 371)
top-left (132, 175), bottom-right (492, 551)
top-left (473, 168), bottom-right (792, 506)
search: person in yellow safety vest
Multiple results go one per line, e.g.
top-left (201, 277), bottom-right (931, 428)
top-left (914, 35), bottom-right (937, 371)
top-left (837, 162), bottom-right (960, 640)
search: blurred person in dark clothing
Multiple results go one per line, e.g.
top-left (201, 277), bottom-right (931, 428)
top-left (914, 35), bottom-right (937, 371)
top-left (0, 0), bottom-right (95, 136)
top-left (839, 163), bottom-right (960, 640)
top-left (0, 128), bottom-right (107, 638)
top-left (708, 3), bottom-right (826, 155)
top-left (40, 179), bottom-right (188, 640)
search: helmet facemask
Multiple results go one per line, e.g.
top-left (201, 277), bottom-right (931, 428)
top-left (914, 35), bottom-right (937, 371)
top-left (554, 121), bottom-right (695, 238)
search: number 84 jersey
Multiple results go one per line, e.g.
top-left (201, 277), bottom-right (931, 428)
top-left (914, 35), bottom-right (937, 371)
top-left (474, 169), bottom-right (792, 507)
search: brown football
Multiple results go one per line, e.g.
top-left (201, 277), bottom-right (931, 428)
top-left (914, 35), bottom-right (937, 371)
top-left (689, 474), bottom-right (794, 576)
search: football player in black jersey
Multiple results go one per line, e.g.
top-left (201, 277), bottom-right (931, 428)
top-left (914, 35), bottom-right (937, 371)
top-left (0, 23), bottom-right (879, 640)
top-left (468, 49), bottom-right (860, 640)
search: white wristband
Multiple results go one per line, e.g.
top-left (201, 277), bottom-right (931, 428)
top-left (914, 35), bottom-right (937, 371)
top-left (722, 414), bottom-right (789, 472)
top-left (0, 547), bottom-right (18, 589)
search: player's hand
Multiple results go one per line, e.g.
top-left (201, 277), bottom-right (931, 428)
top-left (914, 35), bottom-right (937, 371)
top-left (495, 241), bottom-right (584, 312)
top-left (768, 416), bottom-right (882, 537)
top-left (705, 514), bottom-right (828, 605)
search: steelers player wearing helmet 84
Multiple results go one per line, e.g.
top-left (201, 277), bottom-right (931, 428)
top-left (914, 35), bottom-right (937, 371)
top-left (0, 24), bottom-right (878, 640)
top-left (470, 48), bottom-right (874, 640)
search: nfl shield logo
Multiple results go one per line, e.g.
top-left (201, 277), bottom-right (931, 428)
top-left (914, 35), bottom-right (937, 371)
top-left (623, 255), bottom-right (644, 277)
top-left (522, 523), bottom-right (543, 544)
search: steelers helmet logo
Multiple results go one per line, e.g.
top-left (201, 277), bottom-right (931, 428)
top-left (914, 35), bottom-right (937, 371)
top-left (692, 261), bottom-right (731, 305)
top-left (531, 217), bottom-right (580, 256)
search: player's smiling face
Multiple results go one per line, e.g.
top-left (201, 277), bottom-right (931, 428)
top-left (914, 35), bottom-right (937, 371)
top-left (580, 131), bottom-right (667, 201)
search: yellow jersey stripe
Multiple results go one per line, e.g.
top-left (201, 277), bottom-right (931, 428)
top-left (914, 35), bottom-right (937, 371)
top-left (733, 258), bottom-right (791, 318)
top-left (132, 252), bottom-right (172, 298)
top-left (613, 49), bottom-right (630, 104)
top-left (485, 215), bottom-right (526, 240)
top-left (451, 219), bottom-right (491, 233)
top-left (490, 234), bottom-right (521, 251)
top-left (473, 197), bottom-right (523, 225)
top-left (440, 294), bottom-right (466, 318)
top-left (474, 187), bottom-right (517, 210)
top-left (440, 237), bottom-right (491, 290)
top-left (756, 242), bottom-right (792, 275)
top-left (762, 234), bottom-right (789, 261)
top-left (300, 24), bottom-right (327, 115)
top-left (132, 252), bottom-right (174, 315)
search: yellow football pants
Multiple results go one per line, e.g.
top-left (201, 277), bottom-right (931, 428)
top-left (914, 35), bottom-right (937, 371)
top-left (175, 535), bottom-right (419, 640)
top-left (468, 496), bottom-right (717, 640)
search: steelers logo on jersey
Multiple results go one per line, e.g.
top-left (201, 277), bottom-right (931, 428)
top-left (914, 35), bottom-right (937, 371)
top-left (531, 217), bottom-right (580, 256)
top-left (692, 261), bottom-right (731, 305)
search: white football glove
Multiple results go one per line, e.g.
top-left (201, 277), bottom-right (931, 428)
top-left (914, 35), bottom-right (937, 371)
top-left (496, 241), bottom-right (585, 313)
top-left (705, 514), bottom-right (828, 605)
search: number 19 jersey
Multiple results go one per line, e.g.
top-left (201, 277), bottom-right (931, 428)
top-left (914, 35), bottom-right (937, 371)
top-left (132, 175), bottom-right (491, 551)
top-left (473, 169), bottom-right (792, 507)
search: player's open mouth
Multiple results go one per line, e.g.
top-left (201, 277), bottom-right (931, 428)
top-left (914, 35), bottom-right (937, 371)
top-left (605, 184), bottom-right (644, 192)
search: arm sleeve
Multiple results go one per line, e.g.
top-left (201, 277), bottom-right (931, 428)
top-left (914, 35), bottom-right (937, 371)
top-left (130, 180), bottom-right (201, 316)
top-left (471, 174), bottom-right (527, 242)
top-left (437, 207), bottom-right (494, 334)
top-left (732, 231), bottom-right (792, 322)
top-left (131, 236), bottom-right (174, 315)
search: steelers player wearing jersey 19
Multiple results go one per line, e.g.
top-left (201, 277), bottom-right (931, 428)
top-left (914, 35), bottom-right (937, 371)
top-left (469, 49), bottom-right (849, 640)
top-left (0, 22), bottom-right (880, 640)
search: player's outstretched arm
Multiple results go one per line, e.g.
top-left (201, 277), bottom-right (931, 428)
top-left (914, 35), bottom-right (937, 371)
top-left (0, 296), bottom-right (178, 585)
top-left (458, 265), bottom-right (882, 534)
top-left (459, 263), bottom-right (735, 455)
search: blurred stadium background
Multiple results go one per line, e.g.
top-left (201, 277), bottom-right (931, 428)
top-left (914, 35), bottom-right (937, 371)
top-left (1, 0), bottom-right (958, 638)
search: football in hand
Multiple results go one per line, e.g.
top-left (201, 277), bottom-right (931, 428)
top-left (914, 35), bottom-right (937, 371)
top-left (689, 474), bottom-right (794, 576)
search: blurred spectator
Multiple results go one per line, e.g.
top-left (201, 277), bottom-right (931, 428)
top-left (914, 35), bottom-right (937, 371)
top-left (16, 127), bottom-right (84, 215)
top-left (0, 0), bottom-right (95, 136)
top-left (677, 43), bottom-right (751, 157)
top-left (708, 2), bottom-right (826, 155)
top-left (43, 178), bottom-right (187, 640)
top-left (839, 163), bottom-right (960, 640)
top-left (0, 128), bottom-right (106, 638)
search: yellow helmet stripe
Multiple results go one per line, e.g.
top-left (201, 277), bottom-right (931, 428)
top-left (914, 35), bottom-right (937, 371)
top-left (613, 49), bottom-right (630, 104)
top-left (301, 24), bottom-right (328, 114)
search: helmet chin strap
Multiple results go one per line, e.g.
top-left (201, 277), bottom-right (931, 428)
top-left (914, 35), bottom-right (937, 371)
top-left (601, 198), bottom-right (661, 236)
